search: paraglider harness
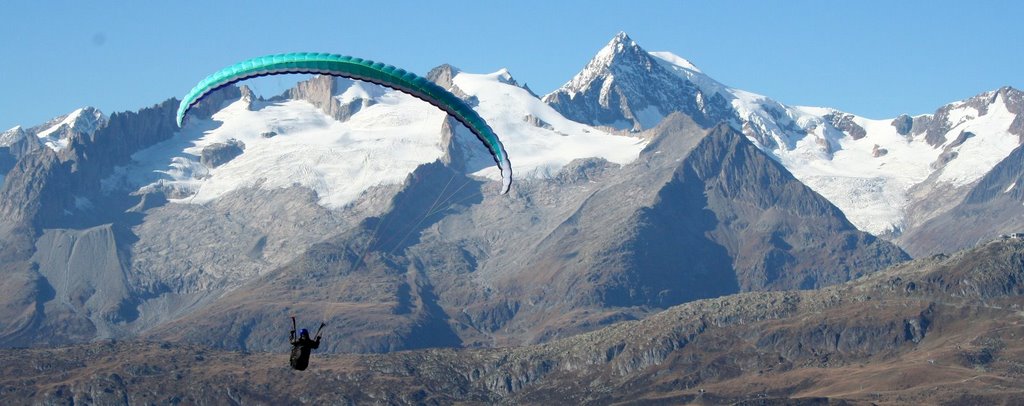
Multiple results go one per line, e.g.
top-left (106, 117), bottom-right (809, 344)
top-left (289, 316), bottom-right (325, 371)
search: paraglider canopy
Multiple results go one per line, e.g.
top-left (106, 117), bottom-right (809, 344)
top-left (176, 52), bottom-right (512, 194)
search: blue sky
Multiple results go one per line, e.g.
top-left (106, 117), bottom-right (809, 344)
top-left (2, 1), bottom-right (1021, 130)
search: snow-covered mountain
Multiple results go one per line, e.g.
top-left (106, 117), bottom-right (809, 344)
top-left (1, 107), bottom-right (107, 153)
top-left (1, 107), bottom-right (107, 186)
top-left (0, 32), bottom-right (1015, 351)
top-left (103, 71), bottom-right (647, 210)
top-left (11, 33), bottom-right (1018, 244)
top-left (0, 51), bottom-right (906, 350)
top-left (34, 107), bottom-right (107, 151)
top-left (547, 32), bottom-right (1023, 240)
top-left (543, 33), bottom-right (732, 131)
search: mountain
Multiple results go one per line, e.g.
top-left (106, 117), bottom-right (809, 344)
top-left (4, 235), bottom-right (1022, 405)
top-left (3, 31), bottom-right (1022, 403)
top-left (31, 107), bottom-right (108, 152)
top-left (0, 127), bottom-right (32, 185)
top-left (140, 114), bottom-right (904, 352)
top-left (0, 55), bottom-right (905, 351)
top-left (0, 108), bottom-right (106, 190)
top-left (547, 34), bottom-right (1024, 254)
top-left (543, 32), bottom-right (732, 131)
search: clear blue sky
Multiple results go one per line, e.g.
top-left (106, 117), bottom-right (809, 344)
top-left (2, 1), bottom-right (1021, 130)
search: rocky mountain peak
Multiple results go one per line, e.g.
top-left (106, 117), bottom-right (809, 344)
top-left (996, 86), bottom-right (1024, 140)
top-left (594, 32), bottom-right (643, 62)
top-left (426, 64), bottom-right (461, 89)
top-left (555, 32), bottom-right (659, 100)
top-left (238, 85), bottom-right (256, 107)
top-left (599, 32), bottom-right (644, 60)
top-left (543, 33), bottom-right (730, 131)
top-left (27, 107), bottom-right (108, 152)
top-left (0, 126), bottom-right (27, 148)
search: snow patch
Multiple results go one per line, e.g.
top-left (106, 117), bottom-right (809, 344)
top-left (36, 108), bottom-right (86, 139)
top-left (0, 126), bottom-right (25, 147)
top-left (111, 94), bottom-right (447, 208)
top-left (453, 70), bottom-right (647, 181)
top-left (945, 104), bottom-right (979, 128)
top-left (335, 80), bottom-right (385, 104)
top-left (649, 51), bottom-right (702, 73)
top-left (936, 93), bottom-right (1019, 187)
top-left (1006, 182), bottom-right (1017, 193)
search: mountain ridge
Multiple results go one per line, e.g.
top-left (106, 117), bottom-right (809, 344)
top-left (546, 33), bottom-right (1023, 246)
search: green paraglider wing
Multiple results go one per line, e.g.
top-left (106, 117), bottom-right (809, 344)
top-left (176, 52), bottom-right (512, 194)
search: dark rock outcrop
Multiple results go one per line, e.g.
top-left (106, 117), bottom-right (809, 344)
top-left (872, 144), bottom-right (888, 157)
top-left (823, 112), bottom-right (867, 140)
top-left (287, 75), bottom-right (376, 122)
top-left (891, 113), bottom-right (913, 136)
top-left (200, 139), bottom-right (245, 168)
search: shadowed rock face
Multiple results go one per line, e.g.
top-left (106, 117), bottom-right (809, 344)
top-left (2, 238), bottom-right (1021, 405)
top-left (0, 127), bottom-right (42, 177)
top-left (200, 139), bottom-right (244, 168)
top-left (891, 114), bottom-right (913, 136)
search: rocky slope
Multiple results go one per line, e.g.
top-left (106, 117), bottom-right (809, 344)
top-left (3, 236), bottom-right (1022, 405)
top-left (899, 142), bottom-right (1024, 256)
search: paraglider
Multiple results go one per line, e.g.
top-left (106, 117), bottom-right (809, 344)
top-left (289, 316), bottom-right (324, 371)
top-left (175, 52), bottom-right (512, 194)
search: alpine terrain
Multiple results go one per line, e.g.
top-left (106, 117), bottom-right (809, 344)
top-left (0, 31), bottom-right (1021, 404)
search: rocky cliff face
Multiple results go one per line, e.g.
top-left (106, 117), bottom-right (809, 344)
top-left (0, 126), bottom-right (41, 175)
top-left (286, 75), bottom-right (379, 122)
top-left (427, 64), bottom-right (473, 101)
top-left (3, 237), bottom-right (1021, 405)
top-left (0, 99), bottom-right (180, 232)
